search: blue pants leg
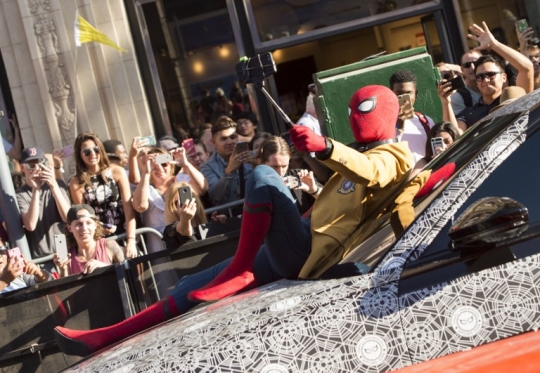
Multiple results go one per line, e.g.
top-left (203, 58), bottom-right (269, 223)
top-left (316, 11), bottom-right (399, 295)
top-left (170, 165), bottom-right (312, 314)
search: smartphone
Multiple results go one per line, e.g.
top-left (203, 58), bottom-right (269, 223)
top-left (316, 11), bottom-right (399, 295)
top-left (517, 19), bottom-right (529, 34)
top-left (398, 94), bottom-right (414, 119)
top-left (284, 174), bottom-right (301, 189)
top-left (154, 153), bottom-right (173, 165)
top-left (178, 185), bottom-right (192, 207)
top-left (38, 157), bottom-right (49, 169)
top-left (235, 141), bottom-right (249, 154)
top-left (6, 247), bottom-right (22, 261)
top-left (235, 52), bottom-right (277, 87)
top-left (182, 138), bottom-right (196, 156)
top-left (140, 135), bottom-right (156, 146)
top-left (448, 75), bottom-right (465, 91)
top-left (280, 132), bottom-right (293, 147)
top-left (431, 137), bottom-right (446, 155)
top-left (62, 145), bottom-right (74, 157)
top-left (53, 145), bottom-right (74, 158)
top-left (54, 234), bottom-right (68, 261)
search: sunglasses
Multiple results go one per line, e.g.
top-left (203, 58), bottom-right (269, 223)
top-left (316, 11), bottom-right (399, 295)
top-left (81, 146), bottom-right (100, 157)
top-left (475, 71), bottom-right (502, 82)
top-left (461, 61), bottom-right (477, 69)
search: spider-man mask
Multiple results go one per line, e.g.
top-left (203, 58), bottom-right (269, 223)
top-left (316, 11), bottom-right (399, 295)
top-left (348, 85), bottom-right (399, 143)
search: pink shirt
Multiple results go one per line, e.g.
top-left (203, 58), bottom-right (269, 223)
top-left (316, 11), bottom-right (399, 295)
top-left (69, 238), bottom-right (112, 274)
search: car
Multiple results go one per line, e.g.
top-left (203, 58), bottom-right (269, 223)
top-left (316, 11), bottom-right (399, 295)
top-left (63, 90), bottom-right (540, 372)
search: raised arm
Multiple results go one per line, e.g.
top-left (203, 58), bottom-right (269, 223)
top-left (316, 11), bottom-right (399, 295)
top-left (172, 147), bottom-right (208, 195)
top-left (469, 22), bottom-right (534, 92)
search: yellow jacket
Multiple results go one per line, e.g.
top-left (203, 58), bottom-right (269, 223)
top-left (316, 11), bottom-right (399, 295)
top-left (299, 139), bottom-right (413, 279)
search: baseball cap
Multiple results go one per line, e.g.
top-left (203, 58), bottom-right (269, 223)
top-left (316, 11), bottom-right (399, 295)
top-left (67, 204), bottom-right (97, 223)
top-left (158, 135), bottom-right (180, 151)
top-left (21, 147), bottom-right (45, 163)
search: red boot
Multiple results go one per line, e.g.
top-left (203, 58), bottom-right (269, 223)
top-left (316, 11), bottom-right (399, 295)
top-left (54, 296), bottom-right (179, 357)
top-left (188, 202), bottom-right (272, 302)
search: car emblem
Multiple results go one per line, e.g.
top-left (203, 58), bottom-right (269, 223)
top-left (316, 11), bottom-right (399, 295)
top-left (356, 334), bottom-right (388, 366)
top-left (451, 306), bottom-right (483, 337)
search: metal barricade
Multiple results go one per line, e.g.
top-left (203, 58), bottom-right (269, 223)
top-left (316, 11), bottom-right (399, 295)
top-left (107, 228), bottom-right (165, 303)
top-left (204, 198), bottom-right (244, 218)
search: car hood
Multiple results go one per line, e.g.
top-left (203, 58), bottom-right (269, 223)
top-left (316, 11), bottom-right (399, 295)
top-left (65, 274), bottom-right (376, 372)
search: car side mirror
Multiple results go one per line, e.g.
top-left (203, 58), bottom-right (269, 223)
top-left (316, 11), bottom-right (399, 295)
top-left (449, 197), bottom-right (528, 248)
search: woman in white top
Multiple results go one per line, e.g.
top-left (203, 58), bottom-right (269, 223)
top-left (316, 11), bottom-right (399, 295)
top-left (132, 146), bottom-right (208, 253)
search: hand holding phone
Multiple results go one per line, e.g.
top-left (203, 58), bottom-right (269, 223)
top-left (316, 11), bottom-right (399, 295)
top-left (284, 174), bottom-right (301, 189)
top-left (431, 137), bottom-right (446, 156)
top-left (7, 247), bottom-right (22, 261)
top-left (235, 141), bottom-right (249, 154)
top-left (154, 153), bottom-right (173, 165)
top-left (398, 94), bottom-right (414, 120)
top-left (140, 135), bottom-right (156, 147)
top-left (517, 19), bottom-right (529, 34)
top-left (178, 185), bottom-right (192, 207)
top-left (54, 234), bottom-right (68, 261)
top-left (182, 138), bottom-right (196, 157)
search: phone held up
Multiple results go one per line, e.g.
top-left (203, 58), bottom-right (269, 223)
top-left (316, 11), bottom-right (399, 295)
top-left (178, 185), bottom-right (192, 207)
top-left (235, 52), bottom-right (277, 87)
top-left (182, 138), bottom-right (196, 156)
top-left (235, 141), bottom-right (249, 154)
top-left (431, 137), bottom-right (446, 156)
top-left (154, 153), bottom-right (173, 165)
top-left (140, 135), bottom-right (157, 147)
top-left (397, 93), bottom-right (414, 119)
top-left (54, 145), bottom-right (74, 158)
top-left (6, 247), bottom-right (22, 261)
top-left (442, 72), bottom-right (465, 91)
top-left (517, 19), bottom-right (529, 34)
top-left (54, 234), bottom-right (68, 261)
top-left (284, 174), bottom-right (301, 189)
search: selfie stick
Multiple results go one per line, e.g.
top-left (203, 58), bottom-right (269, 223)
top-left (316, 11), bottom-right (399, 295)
top-left (258, 86), bottom-right (295, 129)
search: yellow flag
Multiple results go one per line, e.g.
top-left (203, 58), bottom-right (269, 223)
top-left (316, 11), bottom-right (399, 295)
top-left (74, 12), bottom-right (127, 52)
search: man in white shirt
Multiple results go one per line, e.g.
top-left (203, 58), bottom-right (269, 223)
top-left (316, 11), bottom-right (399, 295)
top-left (390, 69), bottom-right (435, 164)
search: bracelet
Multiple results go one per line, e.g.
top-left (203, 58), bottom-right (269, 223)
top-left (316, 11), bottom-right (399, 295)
top-left (308, 185), bottom-right (319, 195)
top-left (54, 166), bottom-right (61, 169)
top-left (127, 237), bottom-right (136, 240)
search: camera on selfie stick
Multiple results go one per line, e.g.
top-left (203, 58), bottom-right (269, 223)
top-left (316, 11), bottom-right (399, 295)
top-left (235, 53), bottom-right (295, 129)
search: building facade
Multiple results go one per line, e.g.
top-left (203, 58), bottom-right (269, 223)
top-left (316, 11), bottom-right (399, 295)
top-left (0, 0), bottom-right (537, 157)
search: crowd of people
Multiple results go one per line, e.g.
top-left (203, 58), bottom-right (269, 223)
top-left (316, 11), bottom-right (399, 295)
top-left (0, 18), bottom-right (537, 357)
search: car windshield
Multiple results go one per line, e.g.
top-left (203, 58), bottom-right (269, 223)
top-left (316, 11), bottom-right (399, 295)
top-left (343, 110), bottom-right (528, 269)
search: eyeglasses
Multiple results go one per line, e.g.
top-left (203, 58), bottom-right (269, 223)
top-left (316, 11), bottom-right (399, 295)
top-left (81, 146), bottom-right (100, 157)
top-left (475, 71), bottom-right (502, 82)
top-left (462, 61), bottom-right (477, 69)
top-left (24, 162), bottom-right (40, 170)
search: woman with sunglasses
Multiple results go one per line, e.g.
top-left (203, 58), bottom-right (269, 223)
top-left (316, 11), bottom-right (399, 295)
top-left (69, 132), bottom-right (138, 258)
top-left (132, 146), bottom-right (208, 251)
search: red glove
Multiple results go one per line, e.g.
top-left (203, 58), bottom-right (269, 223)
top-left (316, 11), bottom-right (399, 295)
top-left (289, 125), bottom-right (326, 152)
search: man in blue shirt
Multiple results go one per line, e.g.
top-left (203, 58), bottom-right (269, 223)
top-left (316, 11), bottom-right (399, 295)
top-left (200, 117), bottom-right (253, 208)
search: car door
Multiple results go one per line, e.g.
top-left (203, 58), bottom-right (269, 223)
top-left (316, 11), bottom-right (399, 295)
top-left (396, 111), bottom-right (540, 365)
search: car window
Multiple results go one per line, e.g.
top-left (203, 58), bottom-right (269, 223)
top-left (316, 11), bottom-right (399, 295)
top-left (399, 122), bottom-right (540, 293)
top-left (345, 112), bottom-right (527, 269)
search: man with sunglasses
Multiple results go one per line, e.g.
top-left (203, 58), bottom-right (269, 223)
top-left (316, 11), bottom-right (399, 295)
top-left (16, 147), bottom-right (71, 272)
top-left (450, 50), bottom-right (482, 115)
top-left (439, 22), bottom-right (534, 133)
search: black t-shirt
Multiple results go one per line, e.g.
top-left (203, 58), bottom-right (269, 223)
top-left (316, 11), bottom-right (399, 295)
top-left (456, 96), bottom-right (500, 129)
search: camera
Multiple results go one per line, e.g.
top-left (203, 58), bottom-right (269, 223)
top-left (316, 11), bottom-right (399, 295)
top-left (235, 53), bottom-right (277, 87)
